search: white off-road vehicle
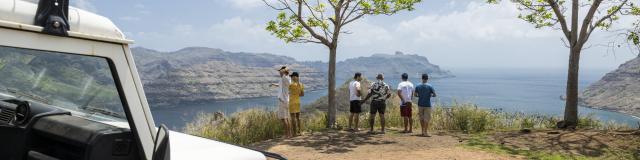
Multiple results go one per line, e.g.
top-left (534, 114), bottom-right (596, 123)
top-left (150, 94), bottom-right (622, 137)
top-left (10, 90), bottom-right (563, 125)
top-left (0, 0), bottom-right (284, 159)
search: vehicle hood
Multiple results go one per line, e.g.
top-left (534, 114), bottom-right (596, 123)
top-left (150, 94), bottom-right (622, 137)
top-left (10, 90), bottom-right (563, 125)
top-left (169, 130), bottom-right (266, 160)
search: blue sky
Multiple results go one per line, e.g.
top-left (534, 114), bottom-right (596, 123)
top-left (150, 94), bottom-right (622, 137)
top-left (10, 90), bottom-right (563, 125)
top-left (71, 0), bottom-right (639, 71)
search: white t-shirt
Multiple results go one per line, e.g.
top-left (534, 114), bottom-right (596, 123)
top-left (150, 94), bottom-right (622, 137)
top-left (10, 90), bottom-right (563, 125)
top-left (349, 81), bottom-right (361, 101)
top-left (278, 75), bottom-right (291, 102)
top-left (397, 81), bottom-right (414, 103)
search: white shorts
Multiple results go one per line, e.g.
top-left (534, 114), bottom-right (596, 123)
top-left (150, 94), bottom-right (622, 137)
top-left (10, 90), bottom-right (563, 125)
top-left (277, 101), bottom-right (290, 119)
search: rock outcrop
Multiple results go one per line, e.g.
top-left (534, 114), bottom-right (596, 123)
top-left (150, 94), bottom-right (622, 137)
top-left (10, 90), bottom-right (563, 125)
top-left (333, 51), bottom-right (454, 79)
top-left (132, 47), bottom-right (325, 105)
top-left (580, 56), bottom-right (640, 116)
top-left (132, 47), bottom-right (453, 106)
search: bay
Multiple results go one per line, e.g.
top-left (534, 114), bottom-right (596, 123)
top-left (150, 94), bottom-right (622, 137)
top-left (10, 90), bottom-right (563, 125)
top-left (151, 69), bottom-right (640, 130)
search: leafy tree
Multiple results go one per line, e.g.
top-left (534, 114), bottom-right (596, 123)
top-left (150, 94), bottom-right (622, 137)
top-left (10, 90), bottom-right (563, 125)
top-left (626, 11), bottom-right (640, 51)
top-left (488, 0), bottom-right (639, 127)
top-left (264, 0), bottom-right (421, 128)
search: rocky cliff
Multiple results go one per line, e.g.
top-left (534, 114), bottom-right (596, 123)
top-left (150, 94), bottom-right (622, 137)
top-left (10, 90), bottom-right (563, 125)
top-left (580, 56), bottom-right (640, 116)
top-left (333, 51), bottom-right (453, 79)
top-left (132, 47), bottom-right (326, 105)
top-left (133, 47), bottom-right (453, 106)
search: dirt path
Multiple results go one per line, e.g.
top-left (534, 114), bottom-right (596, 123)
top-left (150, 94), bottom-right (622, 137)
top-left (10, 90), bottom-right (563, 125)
top-left (251, 129), bottom-right (520, 160)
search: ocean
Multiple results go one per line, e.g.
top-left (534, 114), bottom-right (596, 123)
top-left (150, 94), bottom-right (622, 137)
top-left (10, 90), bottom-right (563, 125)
top-left (151, 69), bottom-right (640, 130)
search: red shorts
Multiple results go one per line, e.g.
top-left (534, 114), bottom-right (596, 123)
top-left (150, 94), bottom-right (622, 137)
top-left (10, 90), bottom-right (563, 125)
top-left (401, 102), bottom-right (412, 117)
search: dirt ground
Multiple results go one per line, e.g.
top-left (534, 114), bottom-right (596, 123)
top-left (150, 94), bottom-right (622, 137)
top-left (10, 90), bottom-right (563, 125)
top-left (251, 128), bottom-right (521, 160)
top-left (486, 129), bottom-right (640, 159)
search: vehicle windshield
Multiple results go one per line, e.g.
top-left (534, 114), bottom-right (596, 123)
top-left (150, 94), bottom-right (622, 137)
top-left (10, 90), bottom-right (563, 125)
top-left (0, 45), bottom-right (127, 122)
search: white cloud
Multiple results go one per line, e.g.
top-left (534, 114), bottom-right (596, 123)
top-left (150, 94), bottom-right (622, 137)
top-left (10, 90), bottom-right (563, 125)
top-left (129, 0), bottom-right (637, 69)
top-left (207, 17), bottom-right (273, 45)
top-left (395, 1), bottom-right (554, 43)
top-left (342, 20), bottom-right (393, 47)
top-left (224, 0), bottom-right (270, 9)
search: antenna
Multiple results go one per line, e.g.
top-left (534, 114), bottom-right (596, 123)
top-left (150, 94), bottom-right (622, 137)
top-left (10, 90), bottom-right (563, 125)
top-left (34, 0), bottom-right (70, 36)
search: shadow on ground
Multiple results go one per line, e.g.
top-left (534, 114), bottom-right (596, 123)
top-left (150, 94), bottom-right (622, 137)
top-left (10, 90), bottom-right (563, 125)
top-left (251, 129), bottom-right (399, 154)
top-left (481, 129), bottom-right (640, 159)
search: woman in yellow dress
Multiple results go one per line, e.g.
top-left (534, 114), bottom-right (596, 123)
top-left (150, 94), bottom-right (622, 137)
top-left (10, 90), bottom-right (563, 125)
top-left (289, 72), bottom-right (304, 136)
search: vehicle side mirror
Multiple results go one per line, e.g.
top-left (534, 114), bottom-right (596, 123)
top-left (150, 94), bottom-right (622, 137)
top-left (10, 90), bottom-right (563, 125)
top-left (152, 124), bottom-right (170, 160)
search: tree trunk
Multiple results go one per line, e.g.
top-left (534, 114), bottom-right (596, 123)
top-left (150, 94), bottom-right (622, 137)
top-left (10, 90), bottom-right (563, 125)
top-left (327, 46), bottom-right (337, 128)
top-left (563, 46), bottom-right (581, 127)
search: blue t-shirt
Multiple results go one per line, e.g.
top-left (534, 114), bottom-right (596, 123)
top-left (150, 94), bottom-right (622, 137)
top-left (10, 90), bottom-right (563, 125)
top-left (415, 83), bottom-right (435, 107)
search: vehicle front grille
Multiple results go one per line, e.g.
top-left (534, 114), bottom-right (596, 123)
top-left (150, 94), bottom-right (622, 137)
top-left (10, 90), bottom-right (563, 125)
top-left (0, 109), bottom-right (15, 124)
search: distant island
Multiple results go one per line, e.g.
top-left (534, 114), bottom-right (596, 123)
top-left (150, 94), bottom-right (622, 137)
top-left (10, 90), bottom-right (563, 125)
top-left (580, 55), bottom-right (640, 117)
top-left (132, 47), bottom-right (453, 106)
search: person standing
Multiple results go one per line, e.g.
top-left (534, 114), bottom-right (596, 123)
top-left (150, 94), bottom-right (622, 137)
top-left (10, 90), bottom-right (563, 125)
top-left (362, 73), bottom-right (391, 134)
top-left (348, 72), bottom-right (363, 132)
top-left (397, 73), bottom-right (415, 133)
top-left (289, 72), bottom-right (304, 136)
top-left (271, 66), bottom-right (292, 138)
top-left (415, 73), bottom-right (436, 137)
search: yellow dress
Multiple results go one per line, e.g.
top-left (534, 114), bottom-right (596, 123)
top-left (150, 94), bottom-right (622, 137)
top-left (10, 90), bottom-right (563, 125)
top-left (289, 82), bottom-right (304, 113)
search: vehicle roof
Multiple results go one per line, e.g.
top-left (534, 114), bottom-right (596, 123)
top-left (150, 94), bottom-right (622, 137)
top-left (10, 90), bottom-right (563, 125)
top-left (0, 0), bottom-right (132, 44)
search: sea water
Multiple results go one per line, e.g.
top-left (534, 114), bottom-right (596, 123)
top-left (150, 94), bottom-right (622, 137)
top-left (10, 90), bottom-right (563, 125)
top-left (151, 69), bottom-right (640, 130)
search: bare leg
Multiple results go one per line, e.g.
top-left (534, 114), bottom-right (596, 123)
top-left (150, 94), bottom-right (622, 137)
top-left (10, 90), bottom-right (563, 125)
top-left (348, 113), bottom-right (353, 130)
top-left (295, 113), bottom-right (301, 135)
top-left (420, 118), bottom-right (426, 136)
top-left (369, 113), bottom-right (375, 132)
top-left (408, 117), bottom-right (413, 133)
top-left (354, 113), bottom-right (360, 131)
top-left (403, 117), bottom-right (408, 132)
top-left (425, 116), bottom-right (431, 136)
top-left (281, 119), bottom-right (291, 138)
top-left (290, 113), bottom-right (297, 136)
top-left (380, 114), bottom-right (385, 133)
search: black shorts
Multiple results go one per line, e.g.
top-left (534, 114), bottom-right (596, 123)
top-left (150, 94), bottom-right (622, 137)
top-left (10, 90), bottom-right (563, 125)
top-left (370, 100), bottom-right (386, 114)
top-left (350, 100), bottom-right (361, 113)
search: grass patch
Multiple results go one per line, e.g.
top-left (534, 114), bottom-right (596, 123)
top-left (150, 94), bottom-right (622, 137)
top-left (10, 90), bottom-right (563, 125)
top-left (463, 133), bottom-right (640, 160)
top-left (464, 134), bottom-right (590, 160)
top-left (184, 79), bottom-right (634, 146)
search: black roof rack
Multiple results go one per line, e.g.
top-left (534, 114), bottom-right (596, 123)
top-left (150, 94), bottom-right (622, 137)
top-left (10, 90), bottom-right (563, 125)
top-left (34, 0), bottom-right (70, 36)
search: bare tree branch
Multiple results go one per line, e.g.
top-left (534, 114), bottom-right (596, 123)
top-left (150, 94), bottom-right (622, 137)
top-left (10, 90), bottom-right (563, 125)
top-left (577, 0), bottom-right (603, 47)
top-left (294, 0), bottom-right (331, 45)
top-left (583, 0), bottom-right (629, 44)
top-left (545, 0), bottom-right (572, 40)
top-left (342, 13), bottom-right (364, 26)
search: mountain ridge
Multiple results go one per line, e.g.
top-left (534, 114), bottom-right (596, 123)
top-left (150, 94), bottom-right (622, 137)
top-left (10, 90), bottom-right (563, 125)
top-left (132, 47), bottom-right (453, 106)
top-left (580, 55), bottom-right (640, 116)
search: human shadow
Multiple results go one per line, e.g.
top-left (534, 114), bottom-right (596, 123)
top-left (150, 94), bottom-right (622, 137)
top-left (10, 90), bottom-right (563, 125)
top-left (251, 129), bottom-right (398, 154)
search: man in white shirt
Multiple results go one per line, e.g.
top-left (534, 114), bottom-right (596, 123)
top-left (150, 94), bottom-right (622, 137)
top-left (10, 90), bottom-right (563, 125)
top-left (397, 73), bottom-right (415, 133)
top-left (348, 72), bottom-right (363, 132)
top-left (271, 66), bottom-right (292, 138)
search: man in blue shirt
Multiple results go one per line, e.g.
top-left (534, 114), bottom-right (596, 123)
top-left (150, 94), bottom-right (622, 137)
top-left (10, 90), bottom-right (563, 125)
top-left (415, 73), bottom-right (436, 137)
